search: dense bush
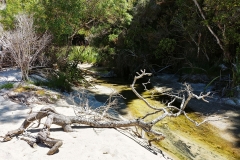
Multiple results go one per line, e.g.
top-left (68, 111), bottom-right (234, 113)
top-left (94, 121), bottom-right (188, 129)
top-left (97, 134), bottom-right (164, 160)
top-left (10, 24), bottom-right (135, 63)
top-left (1, 0), bottom-right (240, 88)
top-left (68, 46), bottom-right (99, 64)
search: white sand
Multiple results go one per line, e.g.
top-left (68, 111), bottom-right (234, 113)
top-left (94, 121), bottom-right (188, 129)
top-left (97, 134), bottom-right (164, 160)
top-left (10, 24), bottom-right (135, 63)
top-left (0, 69), bottom-right (169, 160)
top-left (0, 96), bottom-right (168, 160)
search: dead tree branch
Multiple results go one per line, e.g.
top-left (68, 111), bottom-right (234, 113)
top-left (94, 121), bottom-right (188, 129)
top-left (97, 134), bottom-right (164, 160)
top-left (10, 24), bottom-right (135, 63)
top-left (192, 0), bottom-right (228, 58)
top-left (1, 69), bottom-right (224, 155)
top-left (0, 14), bottom-right (51, 80)
top-left (1, 106), bottom-right (163, 155)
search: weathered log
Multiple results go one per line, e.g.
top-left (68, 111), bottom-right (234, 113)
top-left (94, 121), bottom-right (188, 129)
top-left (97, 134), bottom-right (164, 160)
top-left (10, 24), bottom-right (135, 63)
top-left (2, 106), bottom-right (164, 155)
top-left (1, 69), bottom-right (216, 155)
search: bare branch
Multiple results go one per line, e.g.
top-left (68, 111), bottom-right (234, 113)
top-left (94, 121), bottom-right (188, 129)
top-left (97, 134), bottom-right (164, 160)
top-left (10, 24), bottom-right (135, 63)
top-left (131, 69), bottom-right (161, 110)
top-left (192, 0), bottom-right (228, 58)
top-left (1, 70), bottom-right (226, 156)
top-left (183, 112), bottom-right (229, 126)
top-left (0, 14), bottom-right (52, 80)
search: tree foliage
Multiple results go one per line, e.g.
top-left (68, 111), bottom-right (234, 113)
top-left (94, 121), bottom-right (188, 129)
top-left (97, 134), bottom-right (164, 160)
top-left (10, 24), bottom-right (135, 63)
top-left (114, 0), bottom-right (240, 85)
top-left (1, 0), bottom-right (240, 86)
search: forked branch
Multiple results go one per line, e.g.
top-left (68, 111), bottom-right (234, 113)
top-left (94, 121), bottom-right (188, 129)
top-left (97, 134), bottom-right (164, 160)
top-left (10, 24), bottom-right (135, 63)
top-left (1, 69), bottom-right (223, 155)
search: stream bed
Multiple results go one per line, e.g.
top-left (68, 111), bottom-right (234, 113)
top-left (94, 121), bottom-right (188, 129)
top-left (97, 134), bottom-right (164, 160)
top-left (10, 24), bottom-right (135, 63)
top-left (89, 76), bottom-right (240, 160)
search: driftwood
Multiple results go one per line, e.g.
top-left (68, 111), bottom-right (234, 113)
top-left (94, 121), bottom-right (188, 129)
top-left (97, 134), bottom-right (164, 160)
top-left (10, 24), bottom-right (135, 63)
top-left (1, 69), bottom-right (225, 155)
top-left (2, 105), bottom-right (164, 155)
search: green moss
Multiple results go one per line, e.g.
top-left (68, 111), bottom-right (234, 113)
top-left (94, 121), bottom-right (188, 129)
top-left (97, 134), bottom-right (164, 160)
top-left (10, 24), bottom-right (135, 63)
top-left (97, 78), bottom-right (240, 160)
top-left (14, 85), bottom-right (35, 92)
top-left (128, 92), bottom-right (240, 160)
top-left (36, 89), bottom-right (45, 96)
top-left (0, 83), bottom-right (14, 89)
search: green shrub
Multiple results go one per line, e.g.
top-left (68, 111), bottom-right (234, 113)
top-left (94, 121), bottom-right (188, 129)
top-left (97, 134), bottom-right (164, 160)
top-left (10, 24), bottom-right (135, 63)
top-left (68, 46), bottom-right (99, 64)
top-left (154, 38), bottom-right (177, 59)
top-left (48, 72), bottom-right (72, 92)
top-left (34, 61), bottom-right (87, 92)
top-left (34, 73), bottom-right (72, 92)
top-left (232, 53), bottom-right (240, 87)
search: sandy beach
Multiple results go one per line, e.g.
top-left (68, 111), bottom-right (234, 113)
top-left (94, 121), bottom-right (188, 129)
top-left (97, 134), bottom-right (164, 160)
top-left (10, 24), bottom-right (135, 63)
top-left (0, 69), bottom-right (169, 160)
top-left (0, 96), bottom-right (169, 160)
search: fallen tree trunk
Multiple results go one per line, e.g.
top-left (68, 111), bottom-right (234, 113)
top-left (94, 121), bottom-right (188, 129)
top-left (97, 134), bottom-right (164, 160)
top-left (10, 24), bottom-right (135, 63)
top-left (1, 69), bottom-right (224, 155)
top-left (2, 105), bottom-right (163, 155)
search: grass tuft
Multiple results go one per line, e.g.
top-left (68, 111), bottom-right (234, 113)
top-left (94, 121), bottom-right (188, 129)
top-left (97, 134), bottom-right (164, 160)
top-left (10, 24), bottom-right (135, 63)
top-left (0, 83), bottom-right (14, 89)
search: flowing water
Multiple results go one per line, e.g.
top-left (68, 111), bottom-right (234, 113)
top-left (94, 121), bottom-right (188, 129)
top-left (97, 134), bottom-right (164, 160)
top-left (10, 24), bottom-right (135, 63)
top-left (90, 76), bottom-right (240, 160)
top-left (79, 64), bottom-right (240, 160)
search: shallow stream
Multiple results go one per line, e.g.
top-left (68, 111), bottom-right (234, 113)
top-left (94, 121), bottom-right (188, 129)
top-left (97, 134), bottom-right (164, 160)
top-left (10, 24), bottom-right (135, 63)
top-left (91, 76), bottom-right (240, 160)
